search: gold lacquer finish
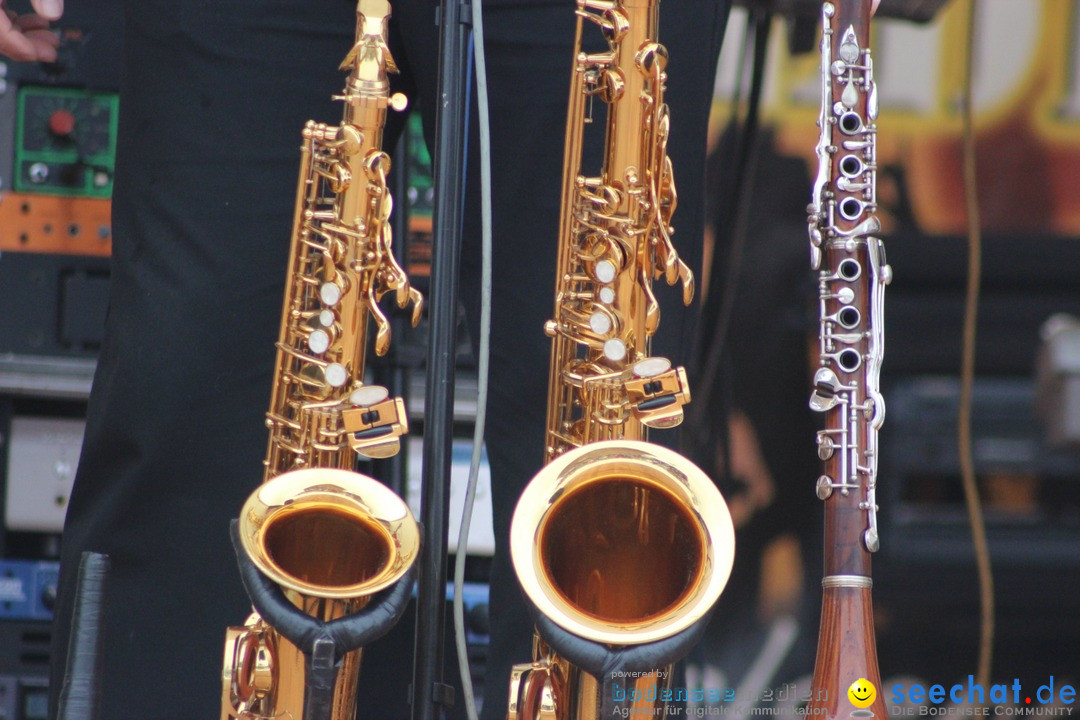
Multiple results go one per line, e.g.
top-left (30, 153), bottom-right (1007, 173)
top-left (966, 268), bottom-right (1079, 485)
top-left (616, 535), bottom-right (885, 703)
top-left (221, 2), bottom-right (420, 719)
top-left (238, 468), bottom-right (420, 601)
top-left (513, 441), bottom-right (733, 647)
top-left (508, 1), bottom-right (735, 718)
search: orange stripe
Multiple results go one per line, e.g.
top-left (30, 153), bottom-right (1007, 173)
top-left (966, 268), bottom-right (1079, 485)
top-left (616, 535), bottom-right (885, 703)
top-left (0, 192), bottom-right (112, 257)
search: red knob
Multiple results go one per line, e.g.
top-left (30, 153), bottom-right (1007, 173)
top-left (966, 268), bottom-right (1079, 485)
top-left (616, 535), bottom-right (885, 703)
top-left (49, 109), bottom-right (76, 138)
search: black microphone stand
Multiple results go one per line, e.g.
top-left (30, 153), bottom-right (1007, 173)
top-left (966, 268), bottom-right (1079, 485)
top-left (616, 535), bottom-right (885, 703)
top-left (412, 1), bottom-right (471, 719)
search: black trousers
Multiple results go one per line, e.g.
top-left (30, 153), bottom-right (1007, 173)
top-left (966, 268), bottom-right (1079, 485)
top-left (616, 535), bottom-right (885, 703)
top-left (47, 1), bottom-right (731, 718)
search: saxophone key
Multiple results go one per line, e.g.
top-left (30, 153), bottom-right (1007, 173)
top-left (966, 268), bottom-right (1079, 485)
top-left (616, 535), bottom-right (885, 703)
top-left (632, 356), bottom-right (670, 377)
top-left (625, 361), bottom-right (689, 429)
top-left (306, 209), bottom-right (339, 222)
top-left (319, 278), bottom-right (346, 307)
top-left (591, 67), bottom-right (626, 104)
top-left (315, 161), bottom-right (352, 194)
top-left (325, 123), bottom-right (364, 156)
top-left (306, 122), bottom-right (342, 143)
top-left (577, 178), bottom-right (622, 215)
top-left (574, 232), bottom-right (626, 280)
top-left (593, 257), bottom-right (619, 284)
top-left (343, 390), bottom-right (407, 459)
top-left (552, 305), bottom-right (618, 350)
top-left (291, 356), bottom-right (347, 394)
top-left (307, 328), bottom-right (332, 355)
top-left (588, 308), bottom-right (615, 337)
top-left (324, 362), bottom-right (349, 388)
top-left (579, 0), bottom-right (630, 39)
top-left (350, 384), bottom-right (389, 407)
top-left (221, 616), bottom-right (276, 716)
top-left (603, 338), bottom-right (627, 362)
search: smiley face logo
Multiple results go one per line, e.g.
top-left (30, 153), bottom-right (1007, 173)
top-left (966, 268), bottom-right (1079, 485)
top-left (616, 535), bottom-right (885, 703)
top-left (848, 679), bottom-right (877, 708)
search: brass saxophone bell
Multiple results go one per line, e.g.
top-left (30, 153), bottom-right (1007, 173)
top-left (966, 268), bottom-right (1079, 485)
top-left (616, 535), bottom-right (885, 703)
top-left (237, 467), bottom-right (419, 600)
top-left (511, 440), bottom-right (734, 646)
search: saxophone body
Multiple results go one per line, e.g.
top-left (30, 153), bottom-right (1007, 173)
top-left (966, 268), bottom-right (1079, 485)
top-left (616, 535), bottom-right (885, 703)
top-left (806, 2), bottom-right (890, 717)
top-left (221, 2), bottom-right (421, 719)
top-left (509, 2), bottom-right (735, 719)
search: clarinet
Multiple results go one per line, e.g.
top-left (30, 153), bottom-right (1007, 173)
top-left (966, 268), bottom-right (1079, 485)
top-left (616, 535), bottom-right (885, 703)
top-left (806, 1), bottom-right (891, 717)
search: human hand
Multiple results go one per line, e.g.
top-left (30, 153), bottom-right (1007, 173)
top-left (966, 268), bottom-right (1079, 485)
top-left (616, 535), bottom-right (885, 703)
top-left (718, 412), bottom-right (776, 529)
top-left (1, 0), bottom-right (63, 63)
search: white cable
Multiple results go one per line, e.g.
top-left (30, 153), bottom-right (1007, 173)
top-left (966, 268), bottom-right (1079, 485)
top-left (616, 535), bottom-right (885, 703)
top-left (453, 0), bottom-right (492, 718)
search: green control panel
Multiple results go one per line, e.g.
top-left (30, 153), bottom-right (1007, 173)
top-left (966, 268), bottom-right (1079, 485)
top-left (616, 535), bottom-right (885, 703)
top-left (14, 86), bottom-right (119, 198)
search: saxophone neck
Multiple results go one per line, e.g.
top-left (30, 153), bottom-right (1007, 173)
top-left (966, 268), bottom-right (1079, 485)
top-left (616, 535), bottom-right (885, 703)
top-left (340, 0), bottom-right (404, 104)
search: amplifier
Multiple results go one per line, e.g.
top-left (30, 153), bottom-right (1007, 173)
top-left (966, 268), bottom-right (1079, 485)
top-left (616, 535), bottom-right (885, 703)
top-left (3, 415), bottom-right (84, 535)
top-left (0, 0), bottom-right (121, 260)
top-left (0, 560), bottom-right (58, 623)
top-left (874, 375), bottom-right (1080, 680)
top-left (880, 375), bottom-right (1080, 564)
top-left (0, 675), bottom-right (48, 720)
top-left (0, 619), bottom-right (51, 683)
top-left (0, 252), bottom-right (110, 362)
top-left (405, 438), bottom-right (495, 557)
top-left (0, 1), bottom-right (120, 377)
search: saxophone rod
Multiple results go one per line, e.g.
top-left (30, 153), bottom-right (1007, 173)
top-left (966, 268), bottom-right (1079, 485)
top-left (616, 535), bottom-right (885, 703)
top-left (373, 129), bottom-right (413, 500)
top-left (411, 1), bottom-right (472, 719)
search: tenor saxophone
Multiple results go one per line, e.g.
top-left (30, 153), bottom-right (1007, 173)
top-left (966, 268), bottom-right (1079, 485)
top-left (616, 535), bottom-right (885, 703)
top-left (806, 1), bottom-right (890, 717)
top-left (220, 2), bottom-right (421, 719)
top-left (508, 2), bottom-right (735, 719)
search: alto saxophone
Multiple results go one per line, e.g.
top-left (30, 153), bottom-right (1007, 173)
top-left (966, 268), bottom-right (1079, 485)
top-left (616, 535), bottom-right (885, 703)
top-left (508, 2), bottom-right (735, 719)
top-left (220, 2), bottom-right (421, 719)
top-left (806, 1), bottom-right (890, 717)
